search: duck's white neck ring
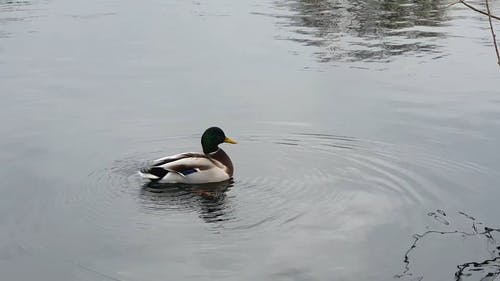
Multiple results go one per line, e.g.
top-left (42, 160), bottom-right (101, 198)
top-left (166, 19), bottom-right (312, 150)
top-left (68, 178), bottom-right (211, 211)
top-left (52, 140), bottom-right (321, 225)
top-left (208, 148), bottom-right (221, 156)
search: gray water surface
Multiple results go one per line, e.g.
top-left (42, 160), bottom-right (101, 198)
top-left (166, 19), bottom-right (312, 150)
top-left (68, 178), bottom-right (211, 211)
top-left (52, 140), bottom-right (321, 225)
top-left (1, 0), bottom-right (500, 280)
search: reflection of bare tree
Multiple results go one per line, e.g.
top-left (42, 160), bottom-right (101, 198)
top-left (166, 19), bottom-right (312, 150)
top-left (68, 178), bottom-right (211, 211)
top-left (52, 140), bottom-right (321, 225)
top-left (265, 0), bottom-right (449, 62)
top-left (0, 0), bottom-right (34, 14)
top-left (0, 0), bottom-right (31, 5)
top-left (0, 0), bottom-right (35, 38)
top-left (139, 180), bottom-right (235, 224)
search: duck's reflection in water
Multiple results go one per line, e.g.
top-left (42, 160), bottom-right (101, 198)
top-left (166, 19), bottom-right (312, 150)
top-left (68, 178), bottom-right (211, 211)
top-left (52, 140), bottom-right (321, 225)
top-left (139, 180), bottom-right (234, 224)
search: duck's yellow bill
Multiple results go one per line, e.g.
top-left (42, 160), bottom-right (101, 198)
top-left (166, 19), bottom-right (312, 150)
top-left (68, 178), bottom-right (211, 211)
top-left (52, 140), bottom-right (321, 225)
top-left (224, 137), bottom-right (237, 144)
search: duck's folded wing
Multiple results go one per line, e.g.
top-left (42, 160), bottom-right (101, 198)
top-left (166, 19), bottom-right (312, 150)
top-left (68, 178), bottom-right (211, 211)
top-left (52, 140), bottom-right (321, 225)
top-left (151, 152), bottom-right (203, 166)
top-left (140, 154), bottom-right (215, 180)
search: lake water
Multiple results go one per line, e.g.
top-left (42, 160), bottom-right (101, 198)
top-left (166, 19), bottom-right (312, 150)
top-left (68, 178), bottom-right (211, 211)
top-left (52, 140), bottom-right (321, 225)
top-left (1, 0), bottom-right (500, 280)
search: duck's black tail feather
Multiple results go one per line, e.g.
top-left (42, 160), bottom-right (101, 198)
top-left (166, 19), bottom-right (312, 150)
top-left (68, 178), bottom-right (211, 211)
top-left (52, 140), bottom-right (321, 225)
top-left (139, 167), bottom-right (168, 180)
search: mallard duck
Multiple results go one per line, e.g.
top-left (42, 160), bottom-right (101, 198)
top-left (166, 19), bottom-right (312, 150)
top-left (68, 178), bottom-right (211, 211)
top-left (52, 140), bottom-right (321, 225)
top-left (139, 127), bottom-right (237, 184)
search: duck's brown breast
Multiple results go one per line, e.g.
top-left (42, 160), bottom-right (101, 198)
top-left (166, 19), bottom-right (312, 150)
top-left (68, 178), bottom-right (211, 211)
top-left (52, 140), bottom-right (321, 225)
top-left (210, 149), bottom-right (234, 177)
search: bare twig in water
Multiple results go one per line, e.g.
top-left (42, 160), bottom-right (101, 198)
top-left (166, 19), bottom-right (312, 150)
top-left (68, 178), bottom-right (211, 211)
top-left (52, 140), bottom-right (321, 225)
top-left (447, 0), bottom-right (500, 67)
top-left (459, 1), bottom-right (500, 21)
top-left (455, 259), bottom-right (500, 281)
top-left (396, 211), bottom-right (500, 280)
top-left (484, 0), bottom-right (500, 66)
top-left (395, 229), bottom-right (479, 278)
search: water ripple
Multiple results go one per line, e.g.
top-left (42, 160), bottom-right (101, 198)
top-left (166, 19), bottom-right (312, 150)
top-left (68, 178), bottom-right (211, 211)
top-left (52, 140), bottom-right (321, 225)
top-left (81, 130), bottom-right (491, 238)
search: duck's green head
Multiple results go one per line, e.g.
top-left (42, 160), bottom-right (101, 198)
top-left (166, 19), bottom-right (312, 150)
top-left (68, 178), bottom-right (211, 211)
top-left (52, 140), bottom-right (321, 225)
top-left (201, 127), bottom-right (237, 154)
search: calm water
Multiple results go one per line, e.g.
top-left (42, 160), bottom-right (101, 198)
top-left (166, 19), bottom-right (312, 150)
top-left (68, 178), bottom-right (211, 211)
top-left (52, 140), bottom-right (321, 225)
top-left (1, 0), bottom-right (500, 280)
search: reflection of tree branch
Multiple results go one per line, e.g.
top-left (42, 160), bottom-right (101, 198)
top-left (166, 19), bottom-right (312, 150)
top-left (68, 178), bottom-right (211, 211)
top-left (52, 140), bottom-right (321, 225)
top-left (484, 0), bottom-right (500, 67)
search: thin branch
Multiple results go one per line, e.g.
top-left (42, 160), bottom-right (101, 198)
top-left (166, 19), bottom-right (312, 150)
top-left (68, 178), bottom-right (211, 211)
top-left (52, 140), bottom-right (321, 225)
top-left (459, 0), bottom-right (500, 21)
top-left (484, 0), bottom-right (500, 67)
